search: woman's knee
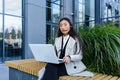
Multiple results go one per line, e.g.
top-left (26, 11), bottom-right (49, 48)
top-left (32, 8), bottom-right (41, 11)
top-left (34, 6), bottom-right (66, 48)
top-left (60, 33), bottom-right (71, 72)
top-left (45, 63), bottom-right (57, 70)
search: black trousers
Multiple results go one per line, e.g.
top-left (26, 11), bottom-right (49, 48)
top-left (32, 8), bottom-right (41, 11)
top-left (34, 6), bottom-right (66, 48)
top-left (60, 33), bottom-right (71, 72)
top-left (42, 63), bottom-right (68, 80)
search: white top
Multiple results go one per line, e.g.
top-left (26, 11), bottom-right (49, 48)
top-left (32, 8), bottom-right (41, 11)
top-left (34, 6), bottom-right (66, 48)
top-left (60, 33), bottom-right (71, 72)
top-left (63, 35), bottom-right (70, 48)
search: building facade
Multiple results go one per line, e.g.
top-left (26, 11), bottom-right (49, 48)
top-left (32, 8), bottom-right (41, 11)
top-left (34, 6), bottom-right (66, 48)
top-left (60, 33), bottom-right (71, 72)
top-left (0, 0), bottom-right (120, 62)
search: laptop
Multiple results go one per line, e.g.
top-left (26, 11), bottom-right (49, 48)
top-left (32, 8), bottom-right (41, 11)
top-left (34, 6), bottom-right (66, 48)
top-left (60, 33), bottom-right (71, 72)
top-left (29, 44), bottom-right (63, 64)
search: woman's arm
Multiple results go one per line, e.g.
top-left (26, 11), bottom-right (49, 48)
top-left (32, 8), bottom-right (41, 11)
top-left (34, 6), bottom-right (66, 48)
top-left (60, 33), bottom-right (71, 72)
top-left (69, 38), bottom-right (83, 61)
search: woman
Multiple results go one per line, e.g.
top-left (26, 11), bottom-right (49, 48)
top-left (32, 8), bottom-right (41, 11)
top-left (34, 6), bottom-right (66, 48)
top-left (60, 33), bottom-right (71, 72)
top-left (38, 17), bottom-right (93, 80)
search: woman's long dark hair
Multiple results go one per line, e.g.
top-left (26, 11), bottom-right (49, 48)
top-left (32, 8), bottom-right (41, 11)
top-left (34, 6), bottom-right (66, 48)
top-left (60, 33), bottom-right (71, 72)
top-left (57, 17), bottom-right (84, 54)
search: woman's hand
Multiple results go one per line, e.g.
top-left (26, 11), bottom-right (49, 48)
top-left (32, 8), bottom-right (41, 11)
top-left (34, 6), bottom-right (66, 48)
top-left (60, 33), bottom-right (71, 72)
top-left (63, 56), bottom-right (71, 64)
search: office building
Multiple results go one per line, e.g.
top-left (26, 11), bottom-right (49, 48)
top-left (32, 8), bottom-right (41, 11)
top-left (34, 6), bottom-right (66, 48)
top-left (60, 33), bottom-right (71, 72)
top-left (0, 0), bottom-right (120, 63)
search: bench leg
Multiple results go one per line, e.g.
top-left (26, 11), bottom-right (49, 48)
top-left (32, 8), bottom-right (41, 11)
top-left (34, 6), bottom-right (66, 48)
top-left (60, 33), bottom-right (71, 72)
top-left (9, 67), bottom-right (38, 80)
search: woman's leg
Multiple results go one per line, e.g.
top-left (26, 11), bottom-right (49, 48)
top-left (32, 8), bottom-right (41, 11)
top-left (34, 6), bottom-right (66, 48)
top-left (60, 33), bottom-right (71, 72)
top-left (58, 63), bottom-right (68, 76)
top-left (42, 63), bottom-right (59, 80)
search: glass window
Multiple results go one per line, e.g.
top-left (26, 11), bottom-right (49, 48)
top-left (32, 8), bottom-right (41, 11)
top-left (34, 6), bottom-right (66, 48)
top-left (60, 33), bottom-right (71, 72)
top-left (0, 0), bottom-right (2, 13)
top-left (52, 3), bottom-right (61, 23)
top-left (46, 0), bottom-right (62, 43)
top-left (79, 13), bottom-right (83, 18)
top-left (0, 15), bottom-right (2, 35)
top-left (5, 0), bottom-right (22, 16)
top-left (4, 15), bottom-right (22, 47)
top-left (46, 0), bottom-right (62, 23)
top-left (79, 4), bottom-right (83, 12)
top-left (119, 0), bottom-right (120, 3)
top-left (79, 0), bottom-right (83, 3)
top-left (75, 0), bottom-right (95, 28)
top-left (53, 0), bottom-right (61, 4)
top-left (0, 15), bottom-right (2, 60)
top-left (4, 15), bottom-right (22, 58)
top-left (0, 0), bottom-right (22, 62)
top-left (74, 0), bottom-right (85, 29)
top-left (108, 9), bottom-right (112, 19)
top-left (78, 0), bottom-right (85, 22)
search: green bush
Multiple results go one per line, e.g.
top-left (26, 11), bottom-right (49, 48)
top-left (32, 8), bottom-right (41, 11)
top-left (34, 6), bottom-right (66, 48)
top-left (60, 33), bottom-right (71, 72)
top-left (78, 24), bottom-right (120, 76)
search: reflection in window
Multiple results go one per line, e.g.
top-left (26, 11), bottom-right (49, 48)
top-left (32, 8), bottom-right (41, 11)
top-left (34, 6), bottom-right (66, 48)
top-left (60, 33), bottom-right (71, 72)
top-left (52, 3), bottom-right (61, 23)
top-left (46, 0), bottom-right (62, 23)
top-left (75, 0), bottom-right (95, 28)
top-left (78, 0), bottom-right (85, 23)
top-left (0, 14), bottom-right (2, 39)
top-left (102, 6), bottom-right (108, 22)
top-left (0, 15), bottom-right (2, 59)
top-left (5, 0), bottom-right (22, 16)
top-left (79, 4), bottom-right (83, 12)
top-left (74, 0), bottom-right (85, 28)
top-left (4, 15), bottom-right (22, 48)
top-left (103, 4), bottom-right (113, 23)
top-left (0, 0), bottom-right (2, 13)
top-left (108, 9), bottom-right (112, 21)
top-left (0, 0), bottom-right (22, 62)
top-left (115, 10), bottom-right (119, 26)
top-left (4, 15), bottom-right (22, 58)
top-left (46, 0), bottom-right (62, 43)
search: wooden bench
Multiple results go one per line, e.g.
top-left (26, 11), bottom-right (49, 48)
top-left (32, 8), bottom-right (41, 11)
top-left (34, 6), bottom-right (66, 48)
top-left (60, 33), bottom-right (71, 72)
top-left (5, 59), bottom-right (120, 80)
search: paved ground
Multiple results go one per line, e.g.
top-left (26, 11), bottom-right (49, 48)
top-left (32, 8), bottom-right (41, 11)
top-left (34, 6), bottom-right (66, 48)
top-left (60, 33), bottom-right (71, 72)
top-left (0, 64), bottom-right (9, 80)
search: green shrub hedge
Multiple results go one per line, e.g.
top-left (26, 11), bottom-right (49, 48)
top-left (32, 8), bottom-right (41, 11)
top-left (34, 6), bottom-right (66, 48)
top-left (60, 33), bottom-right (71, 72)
top-left (78, 25), bottom-right (120, 76)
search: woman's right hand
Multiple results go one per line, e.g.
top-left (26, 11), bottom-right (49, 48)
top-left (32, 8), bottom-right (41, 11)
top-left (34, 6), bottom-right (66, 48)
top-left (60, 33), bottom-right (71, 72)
top-left (63, 56), bottom-right (71, 64)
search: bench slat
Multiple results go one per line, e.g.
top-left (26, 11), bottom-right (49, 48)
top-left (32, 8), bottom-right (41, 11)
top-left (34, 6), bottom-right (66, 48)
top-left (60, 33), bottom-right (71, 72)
top-left (78, 77), bottom-right (91, 80)
top-left (88, 73), bottom-right (103, 80)
top-left (109, 77), bottom-right (118, 80)
top-left (101, 75), bottom-right (113, 80)
top-left (95, 75), bottom-right (108, 80)
top-left (5, 59), bottom-right (120, 80)
top-left (5, 59), bottom-right (36, 69)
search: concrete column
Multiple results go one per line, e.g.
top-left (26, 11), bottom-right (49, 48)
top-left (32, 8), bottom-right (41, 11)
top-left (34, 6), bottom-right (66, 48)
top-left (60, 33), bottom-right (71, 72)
top-left (24, 0), bottom-right (46, 58)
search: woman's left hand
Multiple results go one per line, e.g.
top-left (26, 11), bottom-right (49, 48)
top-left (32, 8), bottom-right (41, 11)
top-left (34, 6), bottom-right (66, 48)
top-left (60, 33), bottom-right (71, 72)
top-left (63, 56), bottom-right (71, 64)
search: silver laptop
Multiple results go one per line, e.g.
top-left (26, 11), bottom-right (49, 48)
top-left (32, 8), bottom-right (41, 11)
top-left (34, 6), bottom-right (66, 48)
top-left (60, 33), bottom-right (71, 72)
top-left (29, 44), bottom-right (63, 64)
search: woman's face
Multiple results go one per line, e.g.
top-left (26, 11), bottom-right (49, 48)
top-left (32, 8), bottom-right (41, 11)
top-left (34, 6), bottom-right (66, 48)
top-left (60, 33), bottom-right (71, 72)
top-left (59, 20), bottom-right (71, 36)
